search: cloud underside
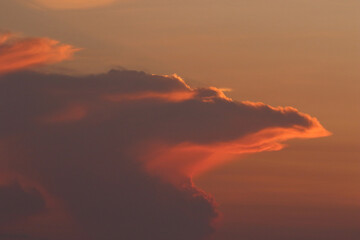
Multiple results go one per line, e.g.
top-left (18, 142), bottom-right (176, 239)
top-left (0, 69), bottom-right (330, 239)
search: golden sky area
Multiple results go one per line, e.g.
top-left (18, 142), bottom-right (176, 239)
top-left (24, 0), bottom-right (117, 10)
top-left (0, 0), bottom-right (359, 239)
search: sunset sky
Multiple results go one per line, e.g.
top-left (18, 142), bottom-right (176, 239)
top-left (0, 0), bottom-right (359, 239)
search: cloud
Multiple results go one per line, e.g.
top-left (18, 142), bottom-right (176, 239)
top-left (0, 70), bottom-right (330, 239)
top-left (0, 182), bottom-right (46, 224)
top-left (0, 33), bottom-right (78, 74)
top-left (26, 0), bottom-right (117, 10)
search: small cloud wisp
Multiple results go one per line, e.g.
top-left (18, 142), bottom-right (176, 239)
top-left (0, 32), bottom-right (78, 74)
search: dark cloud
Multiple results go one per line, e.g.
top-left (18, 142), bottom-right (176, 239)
top-left (0, 70), bottom-right (330, 239)
top-left (0, 182), bottom-right (45, 223)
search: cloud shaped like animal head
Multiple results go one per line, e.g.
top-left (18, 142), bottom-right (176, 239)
top-left (0, 70), bottom-right (330, 239)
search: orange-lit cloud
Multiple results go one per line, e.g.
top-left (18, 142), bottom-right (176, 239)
top-left (0, 33), bottom-right (78, 74)
top-left (104, 90), bottom-right (195, 102)
top-left (0, 70), bottom-right (330, 239)
top-left (27, 0), bottom-right (116, 10)
top-left (143, 104), bottom-right (330, 184)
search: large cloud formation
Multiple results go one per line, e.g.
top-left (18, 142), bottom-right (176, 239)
top-left (0, 32), bottom-right (77, 74)
top-left (0, 69), bottom-right (330, 239)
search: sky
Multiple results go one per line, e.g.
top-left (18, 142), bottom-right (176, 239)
top-left (0, 0), bottom-right (359, 239)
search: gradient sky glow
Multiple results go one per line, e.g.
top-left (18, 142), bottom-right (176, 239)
top-left (0, 0), bottom-right (359, 239)
top-left (26, 0), bottom-right (117, 10)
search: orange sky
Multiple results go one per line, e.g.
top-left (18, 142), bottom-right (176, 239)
top-left (0, 0), bottom-right (359, 239)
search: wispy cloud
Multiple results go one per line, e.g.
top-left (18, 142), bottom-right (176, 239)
top-left (0, 32), bottom-right (78, 74)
